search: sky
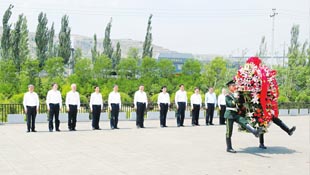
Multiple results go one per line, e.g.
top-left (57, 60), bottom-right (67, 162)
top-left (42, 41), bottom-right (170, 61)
top-left (0, 0), bottom-right (309, 56)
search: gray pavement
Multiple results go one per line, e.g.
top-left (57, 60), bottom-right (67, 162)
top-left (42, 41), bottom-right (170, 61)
top-left (0, 116), bottom-right (309, 175)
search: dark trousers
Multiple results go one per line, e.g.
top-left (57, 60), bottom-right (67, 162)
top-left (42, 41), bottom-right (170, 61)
top-left (26, 106), bottom-right (37, 131)
top-left (219, 105), bottom-right (226, 125)
top-left (68, 105), bottom-right (78, 130)
top-left (225, 116), bottom-right (248, 138)
top-left (49, 103), bottom-right (60, 131)
top-left (110, 103), bottom-right (120, 128)
top-left (92, 105), bottom-right (101, 129)
top-left (206, 103), bottom-right (215, 124)
top-left (177, 102), bottom-right (186, 126)
top-left (159, 103), bottom-right (168, 126)
top-left (192, 104), bottom-right (200, 125)
top-left (136, 102), bottom-right (146, 127)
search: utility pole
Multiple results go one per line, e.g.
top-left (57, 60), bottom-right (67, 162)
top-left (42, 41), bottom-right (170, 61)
top-left (270, 8), bottom-right (278, 61)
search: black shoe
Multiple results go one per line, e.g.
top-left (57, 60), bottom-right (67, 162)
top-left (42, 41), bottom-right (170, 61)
top-left (259, 144), bottom-right (267, 149)
top-left (164, 126), bottom-right (168, 127)
top-left (56, 129), bottom-right (61, 132)
top-left (210, 123), bottom-right (214, 125)
top-left (31, 130), bottom-right (37, 132)
top-left (26, 130), bottom-right (30, 133)
top-left (140, 126), bottom-right (145, 128)
top-left (206, 123), bottom-right (209, 126)
top-left (115, 127), bottom-right (119, 129)
top-left (177, 125), bottom-right (181, 127)
top-left (288, 126), bottom-right (296, 136)
top-left (72, 129), bottom-right (76, 131)
top-left (111, 127), bottom-right (115, 130)
top-left (227, 148), bottom-right (237, 153)
top-left (196, 124), bottom-right (200, 126)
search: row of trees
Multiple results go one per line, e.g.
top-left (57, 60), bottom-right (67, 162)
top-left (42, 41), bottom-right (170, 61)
top-left (0, 5), bottom-right (309, 105)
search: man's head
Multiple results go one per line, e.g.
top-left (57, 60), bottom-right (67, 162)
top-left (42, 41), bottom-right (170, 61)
top-left (209, 87), bottom-right (214, 93)
top-left (161, 86), bottom-right (167, 93)
top-left (71, 84), bottom-right (77, 92)
top-left (226, 80), bottom-right (236, 92)
top-left (28, 84), bottom-right (34, 92)
top-left (194, 87), bottom-right (199, 94)
top-left (94, 86), bottom-right (100, 93)
top-left (179, 84), bottom-right (184, 91)
top-left (113, 85), bottom-right (118, 92)
top-left (52, 83), bottom-right (58, 90)
top-left (139, 85), bottom-right (144, 91)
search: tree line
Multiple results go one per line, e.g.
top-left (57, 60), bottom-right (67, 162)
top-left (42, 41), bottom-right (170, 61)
top-left (0, 4), bottom-right (309, 105)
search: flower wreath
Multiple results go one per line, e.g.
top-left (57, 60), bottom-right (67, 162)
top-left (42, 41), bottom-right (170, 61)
top-left (234, 57), bottom-right (279, 130)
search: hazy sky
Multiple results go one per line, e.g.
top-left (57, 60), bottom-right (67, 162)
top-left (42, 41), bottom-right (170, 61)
top-left (0, 0), bottom-right (309, 56)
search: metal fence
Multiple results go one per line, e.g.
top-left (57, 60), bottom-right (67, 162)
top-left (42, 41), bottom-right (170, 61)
top-left (0, 102), bottom-right (309, 123)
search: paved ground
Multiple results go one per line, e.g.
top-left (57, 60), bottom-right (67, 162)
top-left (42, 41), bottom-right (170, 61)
top-left (0, 116), bottom-right (309, 175)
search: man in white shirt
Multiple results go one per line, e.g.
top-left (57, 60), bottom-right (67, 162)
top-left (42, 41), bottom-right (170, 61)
top-left (66, 84), bottom-right (80, 131)
top-left (191, 87), bottom-right (202, 126)
top-left (46, 83), bottom-right (62, 132)
top-left (217, 88), bottom-right (227, 125)
top-left (157, 86), bottom-right (170, 128)
top-left (134, 85), bottom-right (148, 128)
top-left (90, 86), bottom-right (103, 130)
top-left (108, 85), bottom-right (122, 129)
top-left (175, 84), bottom-right (187, 127)
top-left (205, 87), bottom-right (217, 125)
top-left (23, 84), bottom-right (39, 132)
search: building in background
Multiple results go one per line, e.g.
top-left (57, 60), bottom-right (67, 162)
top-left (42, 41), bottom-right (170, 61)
top-left (157, 52), bottom-right (194, 73)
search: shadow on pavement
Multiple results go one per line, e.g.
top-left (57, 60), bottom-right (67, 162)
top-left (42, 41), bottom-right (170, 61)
top-left (238, 146), bottom-right (297, 157)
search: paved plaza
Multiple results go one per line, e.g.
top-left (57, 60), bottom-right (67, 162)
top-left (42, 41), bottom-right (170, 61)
top-left (0, 116), bottom-right (309, 175)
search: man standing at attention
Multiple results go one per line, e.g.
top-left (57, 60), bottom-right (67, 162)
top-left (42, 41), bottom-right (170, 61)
top-left (108, 85), bottom-right (121, 129)
top-left (175, 84), bottom-right (187, 127)
top-left (23, 84), bottom-right (39, 132)
top-left (217, 88), bottom-right (227, 125)
top-left (66, 84), bottom-right (80, 131)
top-left (46, 83), bottom-right (62, 132)
top-left (205, 87), bottom-right (217, 125)
top-left (157, 86), bottom-right (170, 128)
top-left (89, 86), bottom-right (103, 130)
top-left (134, 85), bottom-right (148, 128)
top-left (190, 87), bottom-right (202, 126)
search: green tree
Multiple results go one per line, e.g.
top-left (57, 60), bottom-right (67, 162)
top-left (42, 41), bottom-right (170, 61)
top-left (204, 57), bottom-right (228, 89)
top-left (19, 59), bottom-right (40, 90)
top-left (103, 18), bottom-right (113, 59)
top-left (117, 58), bottom-right (138, 79)
top-left (1, 4), bottom-right (14, 60)
top-left (35, 12), bottom-right (49, 68)
top-left (127, 47), bottom-right (139, 60)
top-left (48, 22), bottom-right (56, 58)
top-left (141, 56), bottom-right (158, 78)
top-left (58, 15), bottom-right (71, 64)
top-left (142, 14), bottom-right (153, 58)
top-left (93, 55), bottom-right (112, 80)
top-left (91, 34), bottom-right (98, 63)
top-left (112, 42), bottom-right (121, 69)
top-left (0, 60), bottom-right (18, 95)
top-left (70, 58), bottom-right (92, 94)
top-left (44, 57), bottom-right (65, 83)
top-left (182, 59), bottom-right (201, 76)
top-left (11, 14), bottom-right (29, 72)
top-left (157, 59), bottom-right (175, 78)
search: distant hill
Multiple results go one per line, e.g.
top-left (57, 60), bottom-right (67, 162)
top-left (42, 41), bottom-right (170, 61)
top-left (0, 26), bottom-right (176, 58)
